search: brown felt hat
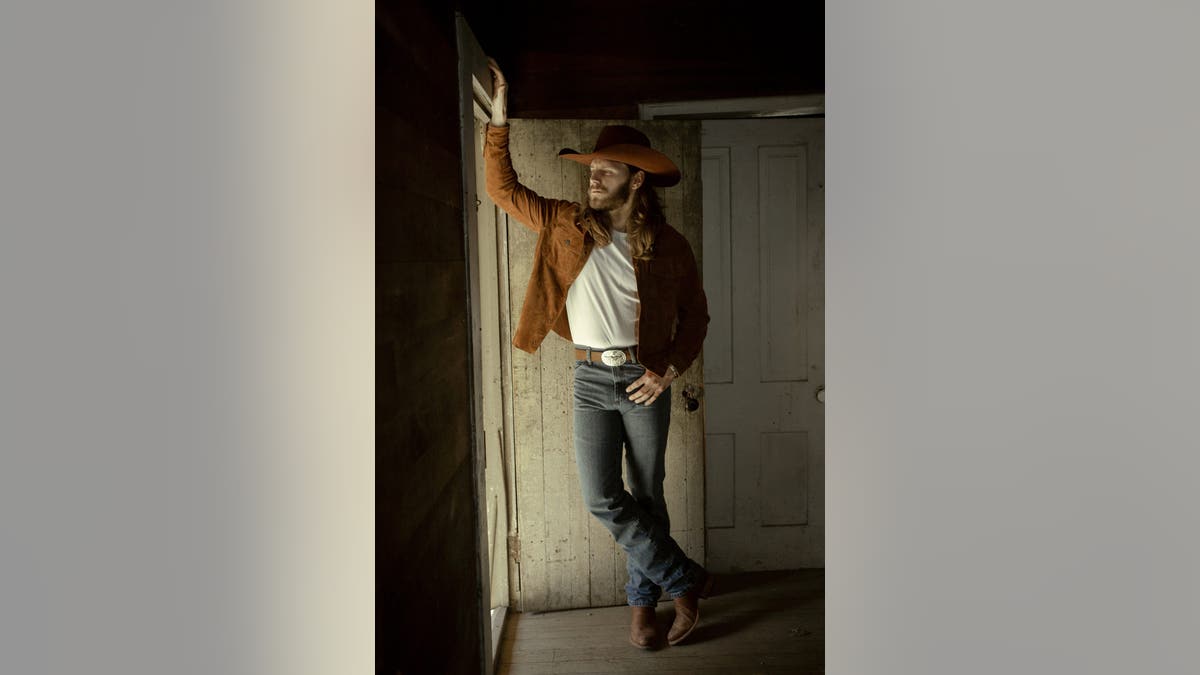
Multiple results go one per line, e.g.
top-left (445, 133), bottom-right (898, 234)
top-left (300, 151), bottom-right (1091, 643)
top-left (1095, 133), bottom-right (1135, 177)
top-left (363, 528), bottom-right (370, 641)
top-left (558, 125), bottom-right (681, 187)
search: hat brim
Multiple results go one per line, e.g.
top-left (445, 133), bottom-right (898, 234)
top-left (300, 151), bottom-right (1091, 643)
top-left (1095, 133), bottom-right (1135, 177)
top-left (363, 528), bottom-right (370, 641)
top-left (558, 144), bottom-right (681, 187)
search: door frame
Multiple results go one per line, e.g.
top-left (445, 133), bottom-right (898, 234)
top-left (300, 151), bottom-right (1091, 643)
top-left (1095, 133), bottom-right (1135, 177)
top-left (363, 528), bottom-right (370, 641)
top-left (456, 12), bottom-right (509, 675)
top-left (639, 95), bottom-right (825, 120)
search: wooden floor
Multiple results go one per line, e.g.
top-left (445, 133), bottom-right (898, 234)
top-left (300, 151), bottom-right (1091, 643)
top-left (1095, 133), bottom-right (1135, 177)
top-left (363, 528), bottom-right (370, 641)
top-left (497, 569), bottom-right (823, 674)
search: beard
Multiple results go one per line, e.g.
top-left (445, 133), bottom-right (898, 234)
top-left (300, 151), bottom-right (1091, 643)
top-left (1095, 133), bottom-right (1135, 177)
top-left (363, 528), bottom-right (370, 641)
top-left (587, 177), bottom-right (632, 211)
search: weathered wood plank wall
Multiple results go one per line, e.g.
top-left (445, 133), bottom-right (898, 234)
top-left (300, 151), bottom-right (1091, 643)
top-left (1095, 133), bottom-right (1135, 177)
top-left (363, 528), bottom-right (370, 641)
top-left (502, 119), bottom-right (705, 612)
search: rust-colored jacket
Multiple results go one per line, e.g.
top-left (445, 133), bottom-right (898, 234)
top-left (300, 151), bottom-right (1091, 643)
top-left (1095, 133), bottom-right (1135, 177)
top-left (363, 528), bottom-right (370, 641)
top-left (484, 123), bottom-right (709, 378)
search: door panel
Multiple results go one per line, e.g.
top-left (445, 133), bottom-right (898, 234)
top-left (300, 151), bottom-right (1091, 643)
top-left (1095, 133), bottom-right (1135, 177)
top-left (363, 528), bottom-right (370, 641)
top-left (493, 119), bottom-right (706, 611)
top-left (702, 119), bottom-right (825, 572)
top-left (759, 144), bottom-right (811, 382)
top-left (700, 148), bottom-right (733, 384)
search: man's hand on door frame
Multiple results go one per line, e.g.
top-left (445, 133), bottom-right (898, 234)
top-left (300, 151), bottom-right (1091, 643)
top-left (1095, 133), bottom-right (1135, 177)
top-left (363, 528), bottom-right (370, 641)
top-left (486, 57), bottom-right (508, 127)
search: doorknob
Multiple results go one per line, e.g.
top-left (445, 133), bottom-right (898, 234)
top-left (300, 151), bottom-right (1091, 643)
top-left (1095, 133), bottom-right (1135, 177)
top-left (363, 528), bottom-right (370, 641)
top-left (815, 385), bottom-right (825, 404)
top-left (681, 384), bottom-right (702, 412)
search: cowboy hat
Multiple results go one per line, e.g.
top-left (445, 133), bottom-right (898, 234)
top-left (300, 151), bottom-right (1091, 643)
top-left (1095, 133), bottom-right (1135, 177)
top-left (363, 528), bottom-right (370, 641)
top-left (557, 125), bottom-right (681, 187)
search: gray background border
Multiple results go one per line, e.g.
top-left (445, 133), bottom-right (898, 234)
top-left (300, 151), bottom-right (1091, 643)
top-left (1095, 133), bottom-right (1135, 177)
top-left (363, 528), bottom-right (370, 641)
top-left (827, 1), bottom-right (1200, 672)
top-left (2, 0), bottom-right (1198, 672)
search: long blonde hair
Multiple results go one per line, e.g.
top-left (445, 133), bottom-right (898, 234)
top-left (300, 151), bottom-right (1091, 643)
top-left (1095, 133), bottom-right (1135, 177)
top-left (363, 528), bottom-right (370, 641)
top-left (579, 165), bottom-right (665, 261)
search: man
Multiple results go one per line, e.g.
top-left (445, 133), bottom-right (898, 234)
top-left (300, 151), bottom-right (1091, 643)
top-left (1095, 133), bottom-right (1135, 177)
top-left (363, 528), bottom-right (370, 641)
top-left (483, 59), bottom-right (713, 649)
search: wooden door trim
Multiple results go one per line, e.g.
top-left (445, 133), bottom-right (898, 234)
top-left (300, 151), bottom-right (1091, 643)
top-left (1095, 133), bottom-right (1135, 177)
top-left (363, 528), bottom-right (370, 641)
top-left (639, 95), bottom-right (825, 120)
top-left (455, 12), bottom-right (499, 675)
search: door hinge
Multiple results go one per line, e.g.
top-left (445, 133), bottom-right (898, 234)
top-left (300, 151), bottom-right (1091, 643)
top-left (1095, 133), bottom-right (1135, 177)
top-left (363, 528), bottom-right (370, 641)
top-left (507, 534), bottom-right (521, 563)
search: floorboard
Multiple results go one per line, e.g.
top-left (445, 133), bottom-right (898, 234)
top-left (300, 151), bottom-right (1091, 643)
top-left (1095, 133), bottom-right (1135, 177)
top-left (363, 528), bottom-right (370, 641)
top-left (497, 569), bottom-right (824, 674)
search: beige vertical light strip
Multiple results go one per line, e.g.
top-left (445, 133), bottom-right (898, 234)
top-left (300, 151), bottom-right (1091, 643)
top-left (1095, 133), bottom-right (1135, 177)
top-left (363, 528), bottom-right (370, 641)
top-left (239, 0), bottom-right (373, 673)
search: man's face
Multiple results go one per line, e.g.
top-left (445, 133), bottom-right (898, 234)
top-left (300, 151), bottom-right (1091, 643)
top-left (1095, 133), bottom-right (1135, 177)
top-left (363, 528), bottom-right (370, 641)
top-left (588, 159), bottom-right (636, 211)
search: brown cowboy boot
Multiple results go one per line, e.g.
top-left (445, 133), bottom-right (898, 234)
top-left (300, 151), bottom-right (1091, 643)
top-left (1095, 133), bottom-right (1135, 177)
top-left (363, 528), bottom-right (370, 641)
top-left (667, 569), bottom-right (715, 646)
top-left (629, 606), bottom-right (659, 649)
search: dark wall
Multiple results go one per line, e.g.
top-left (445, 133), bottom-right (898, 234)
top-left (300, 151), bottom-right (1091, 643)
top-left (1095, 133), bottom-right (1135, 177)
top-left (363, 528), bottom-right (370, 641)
top-left (378, 1), bottom-right (484, 673)
top-left (462, 0), bottom-right (824, 118)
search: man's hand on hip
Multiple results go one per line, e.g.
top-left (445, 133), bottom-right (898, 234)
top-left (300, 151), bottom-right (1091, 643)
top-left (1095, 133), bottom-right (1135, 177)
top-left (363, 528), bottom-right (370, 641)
top-left (626, 369), bottom-right (675, 406)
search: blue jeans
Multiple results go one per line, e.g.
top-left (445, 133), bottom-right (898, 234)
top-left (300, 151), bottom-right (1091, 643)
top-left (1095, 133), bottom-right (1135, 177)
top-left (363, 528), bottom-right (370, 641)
top-left (572, 357), bottom-right (703, 607)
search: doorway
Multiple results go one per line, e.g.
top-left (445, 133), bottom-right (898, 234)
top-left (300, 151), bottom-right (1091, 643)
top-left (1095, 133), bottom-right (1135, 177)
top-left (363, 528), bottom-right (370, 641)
top-left (457, 15), bottom-right (513, 673)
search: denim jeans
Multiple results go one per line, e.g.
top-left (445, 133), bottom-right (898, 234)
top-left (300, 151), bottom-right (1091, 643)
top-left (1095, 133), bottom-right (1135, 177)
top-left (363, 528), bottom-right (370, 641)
top-left (572, 356), bottom-right (702, 607)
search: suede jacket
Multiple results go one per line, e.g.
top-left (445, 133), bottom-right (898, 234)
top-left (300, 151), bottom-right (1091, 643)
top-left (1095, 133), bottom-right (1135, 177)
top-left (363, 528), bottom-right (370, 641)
top-left (484, 123), bottom-right (709, 378)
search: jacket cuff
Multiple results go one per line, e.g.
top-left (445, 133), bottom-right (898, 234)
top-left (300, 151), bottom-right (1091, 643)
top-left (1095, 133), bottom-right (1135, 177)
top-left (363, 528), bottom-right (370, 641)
top-left (486, 123), bottom-right (510, 142)
top-left (664, 352), bottom-right (692, 378)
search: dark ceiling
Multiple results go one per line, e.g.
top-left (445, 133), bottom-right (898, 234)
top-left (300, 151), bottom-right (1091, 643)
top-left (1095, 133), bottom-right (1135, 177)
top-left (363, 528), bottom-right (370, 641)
top-left (457, 0), bottom-right (824, 118)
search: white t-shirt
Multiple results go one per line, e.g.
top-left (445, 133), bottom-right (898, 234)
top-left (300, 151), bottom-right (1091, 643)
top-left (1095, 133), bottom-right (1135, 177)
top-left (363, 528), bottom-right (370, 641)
top-left (565, 230), bottom-right (638, 348)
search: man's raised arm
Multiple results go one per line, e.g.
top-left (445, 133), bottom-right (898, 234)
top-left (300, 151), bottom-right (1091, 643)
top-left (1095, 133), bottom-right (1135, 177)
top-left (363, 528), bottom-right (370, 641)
top-left (483, 58), bottom-right (573, 233)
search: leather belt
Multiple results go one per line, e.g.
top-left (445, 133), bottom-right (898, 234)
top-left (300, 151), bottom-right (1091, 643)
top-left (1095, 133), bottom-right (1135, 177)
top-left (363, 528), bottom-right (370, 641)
top-left (574, 346), bottom-right (637, 367)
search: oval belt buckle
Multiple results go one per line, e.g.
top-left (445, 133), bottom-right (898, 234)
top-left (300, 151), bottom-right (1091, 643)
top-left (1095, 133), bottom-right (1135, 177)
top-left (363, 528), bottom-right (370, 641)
top-left (600, 349), bottom-right (627, 367)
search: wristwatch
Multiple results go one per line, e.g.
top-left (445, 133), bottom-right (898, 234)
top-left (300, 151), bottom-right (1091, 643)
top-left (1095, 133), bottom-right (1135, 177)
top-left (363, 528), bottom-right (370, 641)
top-left (666, 364), bottom-right (680, 379)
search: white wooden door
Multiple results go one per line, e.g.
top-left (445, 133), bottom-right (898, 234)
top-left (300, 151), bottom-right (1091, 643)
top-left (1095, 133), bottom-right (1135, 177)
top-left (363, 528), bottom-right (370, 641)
top-left (700, 119), bottom-right (825, 572)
